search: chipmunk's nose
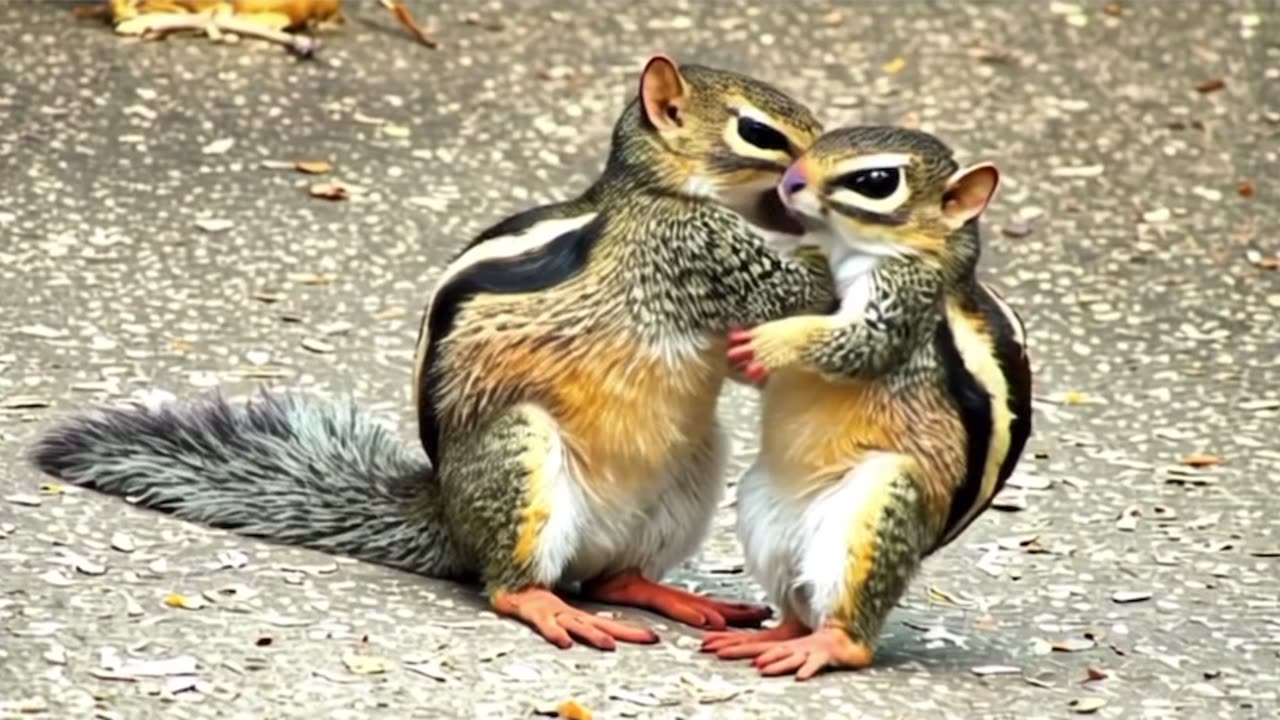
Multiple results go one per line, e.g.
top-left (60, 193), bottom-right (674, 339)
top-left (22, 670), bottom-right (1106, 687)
top-left (779, 163), bottom-right (808, 199)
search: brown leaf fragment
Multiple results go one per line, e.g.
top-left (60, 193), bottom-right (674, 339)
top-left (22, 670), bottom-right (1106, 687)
top-left (295, 160), bottom-right (331, 175)
top-left (1237, 179), bottom-right (1255, 198)
top-left (309, 182), bottom-right (349, 201)
top-left (1194, 78), bottom-right (1225, 94)
top-left (1179, 453), bottom-right (1222, 468)
top-left (1084, 666), bottom-right (1108, 682)
top-left (1102, 1), bottom-right (1123, 16)
top-left (1069, 697), bottom-right (1107, 713)
top-left (380, 0), bottom-right (439, 48)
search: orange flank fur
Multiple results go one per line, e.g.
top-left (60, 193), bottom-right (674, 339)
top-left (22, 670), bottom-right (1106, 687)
top-left (758, 368), bottom-right (958, 517)
top-left (440, 317), bottom-right (725, 501)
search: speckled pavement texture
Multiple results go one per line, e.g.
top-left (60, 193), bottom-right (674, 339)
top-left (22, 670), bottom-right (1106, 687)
top-left (1, 1), bottom-right (1278, 718)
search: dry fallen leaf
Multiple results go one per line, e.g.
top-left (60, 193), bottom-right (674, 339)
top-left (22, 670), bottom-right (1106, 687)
top-left (1179, 453), bottom-right (1222, 468)
top-left (1111, 590), bottom-right (1152, 604)
top-left (556, 701), bottom-right (593, 720)
top-left (309, 182), bottom-right (349, 201)
top-left (301, 338), bottom-right (335, 354)
top-left (110, 532), bottom-right (136, 553)
top-left (194, 218), bottom-right (235, 233)
top-left (201, 138), bottom-right (235, 155)
top-left (163, 593), bottom-right (206, 610)
top-left (1, 395), bottom-right (51, 409)
top-left (1084, 666), bottom-right (1108, 682)
top-left (1194, 78), bottom-right (1225, 94)
top-left (1237, 179), bottom-right (1255, 198)
top-left (295, 160), bottom-right (332, 175)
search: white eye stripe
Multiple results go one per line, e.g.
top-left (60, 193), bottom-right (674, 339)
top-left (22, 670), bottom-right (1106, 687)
top-left (722, 101), bottom-right (792, 159)
top-left (734, 102), bottom-right (775, 126)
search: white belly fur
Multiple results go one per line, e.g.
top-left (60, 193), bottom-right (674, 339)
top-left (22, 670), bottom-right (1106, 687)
top-left (530, 419), bottom-right (727, 587)
top-left (735, 452), bottom-right (903, 628)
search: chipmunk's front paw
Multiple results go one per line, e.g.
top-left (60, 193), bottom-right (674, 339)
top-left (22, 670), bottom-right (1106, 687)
top-left (727, 317), bottom-right (826, 384)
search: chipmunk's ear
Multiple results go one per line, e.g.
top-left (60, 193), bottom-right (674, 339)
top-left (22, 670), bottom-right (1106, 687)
top-left (639, 54), bottom-right (690, 133)
top-left (942, 162), bottom-right (1000, 229)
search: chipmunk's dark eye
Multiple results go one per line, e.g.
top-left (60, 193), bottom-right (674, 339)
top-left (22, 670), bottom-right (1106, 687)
top-left (836, 167), bottom-right (902, 200)
top-left (736, 117), bottom-right (791, 153)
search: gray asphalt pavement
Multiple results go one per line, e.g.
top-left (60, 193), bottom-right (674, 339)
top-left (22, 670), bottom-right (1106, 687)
top-left (2, 1), bottom-right (1278, 718)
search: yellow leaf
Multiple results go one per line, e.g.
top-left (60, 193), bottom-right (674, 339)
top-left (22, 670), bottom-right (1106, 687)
top-left (556, 701), bottom-right (593, 720)
top-left (882, 57), bottom-right (907, 75)
top-left (164, 593), bottom-right (205, 610)
top-left (1062, 391), bottom-right (1088, 405)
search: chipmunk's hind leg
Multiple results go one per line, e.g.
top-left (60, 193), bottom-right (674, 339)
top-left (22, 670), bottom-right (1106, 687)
top-left (727, 453), bottom-right (933, 679)
top-left (438, 402), bottom-right (658, 650)
top-left (581, 423), bottom-right (773, 630)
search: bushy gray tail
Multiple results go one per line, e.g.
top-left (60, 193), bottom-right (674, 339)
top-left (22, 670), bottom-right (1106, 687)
top-left (28, 390), bottom-right (469, 579)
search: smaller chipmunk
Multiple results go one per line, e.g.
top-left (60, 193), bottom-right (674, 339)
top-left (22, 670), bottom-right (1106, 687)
top-left (701, 126), bottom-right (1032, 679)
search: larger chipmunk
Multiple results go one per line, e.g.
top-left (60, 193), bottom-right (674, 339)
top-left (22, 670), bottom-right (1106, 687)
top-left (700, 126), bottom-right (1032, 679)
top-left (30, 56), bottom-right (834, 651)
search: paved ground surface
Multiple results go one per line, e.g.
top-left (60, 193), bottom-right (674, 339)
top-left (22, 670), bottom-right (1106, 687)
top-left (2, 1), bottom-right (1278, 718)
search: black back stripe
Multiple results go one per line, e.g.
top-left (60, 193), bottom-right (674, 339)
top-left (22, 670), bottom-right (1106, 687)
top-left (977, 284), bottom-right (1033, 493)
top-left (935, 317), bottom-right (994, 548)
top-left (415, 215), bottom-right (606, 466)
